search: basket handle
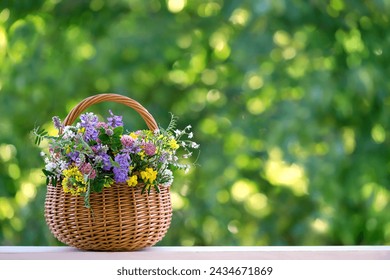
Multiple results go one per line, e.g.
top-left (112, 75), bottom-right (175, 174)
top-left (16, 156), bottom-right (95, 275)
top-left (62, 93), bottom-right (158, 131)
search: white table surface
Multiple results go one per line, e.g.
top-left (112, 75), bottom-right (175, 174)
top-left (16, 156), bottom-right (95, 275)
top-left (1, 246), bottom-right (389, 260)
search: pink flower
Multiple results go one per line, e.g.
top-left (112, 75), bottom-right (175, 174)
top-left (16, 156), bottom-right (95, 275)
top-left (144, 142), bottom-right (156, 156)
top-left (96, 122), bottom-right (108, 130)
top-left (80, 163), bottom-right (96, 179)
top-left (121, 135), bottom-right (141, 154)
top-left (121, 135), bottom-right (134, 147)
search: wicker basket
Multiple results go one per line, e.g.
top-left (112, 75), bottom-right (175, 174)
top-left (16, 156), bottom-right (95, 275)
top-left (44, 94), bottom-right (172, 251)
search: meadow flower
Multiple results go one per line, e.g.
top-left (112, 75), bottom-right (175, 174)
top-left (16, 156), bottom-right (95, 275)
top-left (101, 153), bottom-right (112, 171)
top-left (191, 142), bottom-right (200, 149)
top-left (107, 110), bottom-right (123, 127)
top-left (113, 153), bottom-right (130, 183)
top-left (161, 169), bottom-right (173, 187)
top-left (67, 151), bottom-right (80, 162)
top-left (127, 175), bottom-right (138, 187)
top-left (80, 112), bottom-right (99, 141)
top-left (52, 116), bottom-right (62, 130)
top-left (140, 167), bottom-right (157, 185)
top-left (62, 126), bottom-right (76, 139)
top-left (169, 138), bottom-right (179, 150)
top-left (144, 142), bottom-right (156, 156)
top-left (121, 135), bottom-right (134, 147)
top-left (121, 135), bottom-right (141, 154)
top-left (96, 122), bottom-right (108, 130)
top-left (80, 162), bottom-right (96, 180)
top-left (129, 131), bottom-right (141, 139)
top-left (45, 162), bottom-right (57, 172)
top-left (159, 152), bottom-right (168, 163)
top-left (62, 166), bottom-right (87, 195)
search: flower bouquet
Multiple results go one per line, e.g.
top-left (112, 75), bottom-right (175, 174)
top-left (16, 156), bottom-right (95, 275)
top-left (34, 94), bottom-right (199, 251)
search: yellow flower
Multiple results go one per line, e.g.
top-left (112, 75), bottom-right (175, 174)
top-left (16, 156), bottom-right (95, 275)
top-left (62, 166), bottom-right (87, 195)
top-left (169, 138), bottom-right (179, 150)
top-left (138, 150), bottom-right (146, 160)
top-left (129, 132), bottom-right (138, 139)
top-left (77, 127), bottom-right (86, 134)
top-left (127, 175), bottom-right (138, 187)
top-left (140, 167), bottom-right (157, 184)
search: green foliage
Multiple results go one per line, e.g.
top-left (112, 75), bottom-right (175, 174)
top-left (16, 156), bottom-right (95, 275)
top-left (41, 169), bottom-right (57, 187)
top-left (98, 126), bottom-right (123, 153)
top-left (165, 113), bottom-right (179, 134)
top-left (32, 126), bottom-right (48, 146)
top-left (0, 0), bottom-right (390, 246)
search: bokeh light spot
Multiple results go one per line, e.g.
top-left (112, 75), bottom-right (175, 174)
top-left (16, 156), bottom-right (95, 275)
top-left (167, 0), bottom-right (186, 13)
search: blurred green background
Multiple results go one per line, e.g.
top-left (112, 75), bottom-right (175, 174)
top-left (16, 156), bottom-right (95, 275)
top-left (0, 0), bottom-right (389, 246)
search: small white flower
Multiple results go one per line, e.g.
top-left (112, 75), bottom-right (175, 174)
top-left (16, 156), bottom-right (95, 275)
top-left (161, 169), bottom-right (174, 187)
top-left (62, 126), bottom-right (76, 139)
top-left (188, 132), bottom-right (193, 139)
top-left (94, 155), bottom-right (103, 164)
top-left (191, 142), bottom-right (200, 149)
top-left (45, 162), bottom-right (57, 172)
top-left (183, 152), bottom-right (192, 159)
top-left (58, 160), bottom-right (67, 171)
top-left (162, 169), bottom-right (173, 187)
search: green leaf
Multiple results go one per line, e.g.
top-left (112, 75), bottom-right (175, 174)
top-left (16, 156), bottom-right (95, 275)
top-left (109, 157), bottom-right (119, 168)
top-left (109, 126), bottom-right (123, 152)
top-left (99, 132), bottom-right (110, 145)
top-left (166, 113), bottom-right (178, 132)
top-left (91, 178), bottom-right (104, 193)
top-left (33, 126), bottom-right (49, 146)
top-left (113, 126), bottom-right (124, 136)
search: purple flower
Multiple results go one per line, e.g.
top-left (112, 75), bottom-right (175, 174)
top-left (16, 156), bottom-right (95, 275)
top-left (92, 144), bottom-right (112, 171)
top-left (113, 153), bottom-right (130, 183)
top-left (52, 116), bottom-right (62, 130)
top-left (80, 112), bottom-right (99, 141)
top-left (144, 142), bottom-right (156, 156)
top-left (101, 153), bottom-right (112, 171)
top-left (92, 144), bottom-right (107, 154)
top-left (159, 152), bottom-right (168, 163)
top-left (105, 128), bottom-right (113, 136)
top-left (91, 144), bottom-right (112, 171)
top-left (67, 151), bottom-right (79, 162)
top-left (107, 110), bottom-right (123, 128)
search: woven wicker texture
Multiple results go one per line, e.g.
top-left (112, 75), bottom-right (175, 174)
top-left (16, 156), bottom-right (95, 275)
top-left (44, 94), bottom-right (172, 251)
